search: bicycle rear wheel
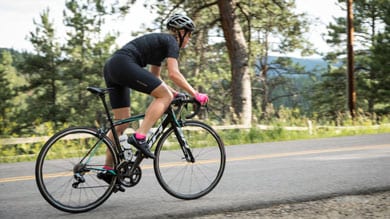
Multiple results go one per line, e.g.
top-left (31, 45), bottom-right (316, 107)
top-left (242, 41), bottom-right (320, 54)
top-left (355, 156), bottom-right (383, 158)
top-left (35, 127), bottom-right (118, 213)
top-left (154, 121), bottom-right (226, 200)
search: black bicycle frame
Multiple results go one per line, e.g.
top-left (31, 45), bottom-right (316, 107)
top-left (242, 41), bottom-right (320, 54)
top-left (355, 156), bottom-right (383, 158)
top-left (90, 86), bottom-right (196, 165)
top-left (77, 87), bottom-right (198, 181)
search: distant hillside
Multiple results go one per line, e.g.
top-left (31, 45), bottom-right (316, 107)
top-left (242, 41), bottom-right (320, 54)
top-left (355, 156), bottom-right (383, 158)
top-left (268, 56), bottom-right (328, 71)
top-left (260, 56), bottom-right (328, 110)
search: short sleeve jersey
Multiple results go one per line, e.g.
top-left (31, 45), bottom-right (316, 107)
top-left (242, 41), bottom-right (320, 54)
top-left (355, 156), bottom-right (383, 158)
top-left (116, 33), bottom-right (179, 67)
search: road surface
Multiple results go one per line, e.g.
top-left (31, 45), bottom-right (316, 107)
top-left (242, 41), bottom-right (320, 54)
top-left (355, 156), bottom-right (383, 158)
top-left (0, 133), bottom-right (389, 218)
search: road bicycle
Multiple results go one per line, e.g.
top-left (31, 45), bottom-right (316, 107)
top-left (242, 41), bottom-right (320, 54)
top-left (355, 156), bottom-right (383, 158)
top-left (35, 87), bottom-right (226, 213)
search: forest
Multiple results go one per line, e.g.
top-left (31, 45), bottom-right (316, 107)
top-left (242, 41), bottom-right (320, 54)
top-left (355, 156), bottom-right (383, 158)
top-left (0, 0), bottom-right (389, 141)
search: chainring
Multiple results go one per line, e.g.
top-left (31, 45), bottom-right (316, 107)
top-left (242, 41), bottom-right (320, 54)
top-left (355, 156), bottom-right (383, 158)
top-left (117, 160), bottom-right (142, 187)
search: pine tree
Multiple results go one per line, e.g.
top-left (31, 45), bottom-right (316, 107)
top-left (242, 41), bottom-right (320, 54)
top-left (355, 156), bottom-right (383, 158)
top-left (21, 8), bottom-right (64, 126)
top-left (326, 0), bottom-right (389, 117)
top-left (62, 0), bottom-right (117, 125)
top-left (132, 0), bottom-right (313, 125)
top-left (0, 51), bottom-right (16, 136)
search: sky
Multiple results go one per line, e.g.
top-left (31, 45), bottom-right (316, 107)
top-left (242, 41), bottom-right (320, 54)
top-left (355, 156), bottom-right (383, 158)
top-left (0, 0), bottom-right (344, 57)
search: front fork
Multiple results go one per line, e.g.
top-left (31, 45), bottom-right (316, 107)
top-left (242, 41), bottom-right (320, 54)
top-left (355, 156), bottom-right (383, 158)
top-left (174, 125), bottom-right (195, 163)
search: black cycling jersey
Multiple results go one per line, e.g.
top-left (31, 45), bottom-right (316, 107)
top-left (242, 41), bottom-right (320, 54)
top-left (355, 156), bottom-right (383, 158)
top-left (116, 33), bottom-right (180, 67)
top-left (103, 33), bottom-right (180, 109)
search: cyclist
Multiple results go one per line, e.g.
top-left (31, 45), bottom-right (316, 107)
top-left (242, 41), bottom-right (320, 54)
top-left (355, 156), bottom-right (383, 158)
top-left (99, 14), bottom-right (208, 185)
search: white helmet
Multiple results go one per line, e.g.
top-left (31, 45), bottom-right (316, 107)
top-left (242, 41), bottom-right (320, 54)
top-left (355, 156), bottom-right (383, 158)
top-left (166, 14), bottom-right (195, 32)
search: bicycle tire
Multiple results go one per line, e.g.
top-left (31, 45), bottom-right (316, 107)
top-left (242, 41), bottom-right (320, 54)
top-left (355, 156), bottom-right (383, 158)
top-left (35, 127), bottom-right (118, 213)
top-left (154, 121), bottom-right (226, 200)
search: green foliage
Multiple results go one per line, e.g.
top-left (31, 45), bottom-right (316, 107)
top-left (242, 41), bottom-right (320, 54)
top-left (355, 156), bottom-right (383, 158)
top-left (0, 50), bottom-right (26, 137)
top-left (253, 56), bottom-right (322, 121)
top-left (1, 0), bottom-right (389, 162)
top-left (370, 2), bottom-right (390, 114)
top-left (0, 51), bottom-right (16, 136)
top-left (17, 8), bottom-right (67, 130)
top-left (1, 1), bottom-right (125, 138)
top-left (237, 0), bottom-right (315, 120)
top-left (61, 0), bottom-right (115, 126)
top-left (308, 64), bottom-right (347, 125)
top-left (1, 109), bottom-right (389, 163)
top-left (325, 0), bottom-right (389, 117)
top-left (215, 122), bottom-right (390, 148)
top-left (0, 121), bottom-right (69, 162)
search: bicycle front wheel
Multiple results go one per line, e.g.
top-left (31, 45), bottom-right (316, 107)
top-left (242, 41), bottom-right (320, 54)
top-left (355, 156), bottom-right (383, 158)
top-left (154, 121), bottom-right (226, 200)
top-left (35, 127), bottom-right (118, 213)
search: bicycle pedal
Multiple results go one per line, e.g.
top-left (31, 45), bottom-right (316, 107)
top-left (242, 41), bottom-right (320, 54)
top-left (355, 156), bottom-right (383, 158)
top-left (113, 184), bottom-right (125, 193)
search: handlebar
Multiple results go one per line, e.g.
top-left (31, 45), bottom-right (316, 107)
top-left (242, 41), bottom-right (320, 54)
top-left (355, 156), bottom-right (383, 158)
top-left (171, 95), bottom-right (203, 119)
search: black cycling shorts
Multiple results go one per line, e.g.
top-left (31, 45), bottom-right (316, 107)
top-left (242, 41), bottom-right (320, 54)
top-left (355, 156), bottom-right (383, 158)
top-left (103, 53), bottom-right (162, 109)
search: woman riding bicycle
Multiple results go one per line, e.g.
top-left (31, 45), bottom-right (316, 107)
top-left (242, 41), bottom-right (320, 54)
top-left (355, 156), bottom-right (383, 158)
top-left (102, 13), bottom-right (208, 172)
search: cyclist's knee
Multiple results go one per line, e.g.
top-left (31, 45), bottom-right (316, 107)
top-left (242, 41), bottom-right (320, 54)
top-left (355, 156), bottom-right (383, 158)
top-left (151, 84), bottom-right (173, 102)
top-left (165, 91), bottom-right (174, 102)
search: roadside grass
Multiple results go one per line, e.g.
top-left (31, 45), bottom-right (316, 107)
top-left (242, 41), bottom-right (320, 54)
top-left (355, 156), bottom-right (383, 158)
top-left (219, 124), bottom-right (390, 146)
top-left (1, 124), bottom-right (389, 163)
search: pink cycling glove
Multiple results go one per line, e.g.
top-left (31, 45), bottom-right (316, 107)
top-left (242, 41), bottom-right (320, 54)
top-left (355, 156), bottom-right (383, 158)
top-left (195, 93), bottom-right (209, 105)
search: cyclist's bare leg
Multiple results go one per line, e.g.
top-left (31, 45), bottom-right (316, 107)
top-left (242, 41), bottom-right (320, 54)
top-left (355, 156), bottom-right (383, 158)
top-left (136, 83), bottom-right (173, 136)
top-left (105, 107), bottom-right (130, 167)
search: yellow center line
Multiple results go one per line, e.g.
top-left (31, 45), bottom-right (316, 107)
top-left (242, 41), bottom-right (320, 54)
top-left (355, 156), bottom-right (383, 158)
top-left (1, 144), bottom-right (389, 183)
top-left (228, 144), bottom-right (390, 162)
top-left (0, 175), bottom-right (36, 183)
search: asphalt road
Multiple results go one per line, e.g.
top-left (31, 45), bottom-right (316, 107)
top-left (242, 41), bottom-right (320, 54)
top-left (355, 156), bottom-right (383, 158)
top-left (0, 133), bottom-right (389, 219)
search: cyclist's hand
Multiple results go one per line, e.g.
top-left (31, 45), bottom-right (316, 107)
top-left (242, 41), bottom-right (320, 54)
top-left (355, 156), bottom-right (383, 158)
top-left (195, 93), bottom-right (209, 105)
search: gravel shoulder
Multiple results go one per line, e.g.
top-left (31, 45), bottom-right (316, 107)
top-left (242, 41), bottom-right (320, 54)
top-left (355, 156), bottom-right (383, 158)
top-left (192, 191), bottom-right (390, 219)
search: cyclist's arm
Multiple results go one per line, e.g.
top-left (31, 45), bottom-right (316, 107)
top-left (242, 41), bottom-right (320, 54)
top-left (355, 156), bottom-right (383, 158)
top-left (150, 64), bottom-right (178, 95)
top-left (166, 58), bottom-right (197, 97)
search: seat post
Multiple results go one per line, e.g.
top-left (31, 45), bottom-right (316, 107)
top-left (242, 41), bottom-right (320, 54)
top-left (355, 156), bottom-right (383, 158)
top-left (98, 94), bottom-right (112, 123)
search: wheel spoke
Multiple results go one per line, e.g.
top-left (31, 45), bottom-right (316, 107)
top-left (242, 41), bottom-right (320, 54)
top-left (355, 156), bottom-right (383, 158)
top-left (35, 127), bottom-right (117, 213)
top-left (154, 121), bottom-right (225, 200)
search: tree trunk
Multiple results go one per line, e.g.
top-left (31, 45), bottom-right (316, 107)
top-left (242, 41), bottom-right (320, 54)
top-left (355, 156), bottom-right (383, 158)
top-left (217, 0), bottom-right (252, 125)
